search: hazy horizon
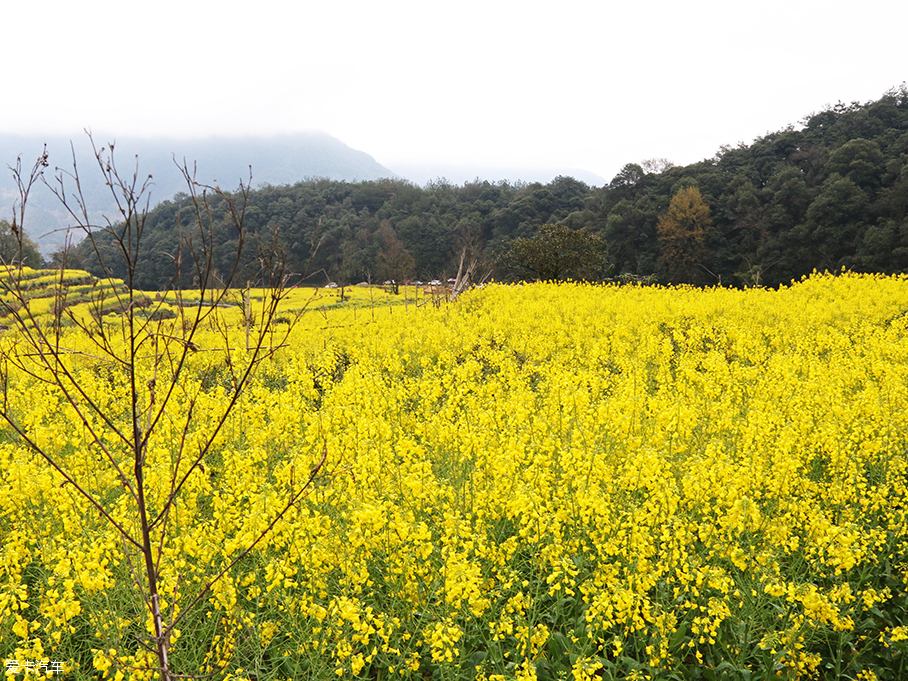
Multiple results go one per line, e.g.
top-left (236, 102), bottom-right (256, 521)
top-left (2, 0), bottom-right (906, 185)
top-left (0, 130), bottom-right (611, 191)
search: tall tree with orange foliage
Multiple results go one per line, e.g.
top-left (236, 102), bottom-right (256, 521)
top-left (657, 185), bottom-right (713, 283)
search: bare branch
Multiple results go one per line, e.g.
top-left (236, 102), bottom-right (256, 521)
top-left (2, 133), bottom-right (318, 681)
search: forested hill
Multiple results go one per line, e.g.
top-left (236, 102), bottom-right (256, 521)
top-left (598, 85), bottom-right (908, 286)
top-left (66, 85), bottom-right (908, 289)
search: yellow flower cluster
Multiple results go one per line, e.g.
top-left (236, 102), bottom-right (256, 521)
top-left (2, 273), bottom-right (908, 679)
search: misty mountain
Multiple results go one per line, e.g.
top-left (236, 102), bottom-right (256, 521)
top-left (0, 131), bottom-right (397, 254)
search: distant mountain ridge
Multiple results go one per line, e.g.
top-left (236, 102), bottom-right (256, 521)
top-left (0, 131), bottom-right (397, 254)
top-left (390, 162), bottom-right (607, 189)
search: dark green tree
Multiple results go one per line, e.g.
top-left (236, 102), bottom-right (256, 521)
top-left (805, 175), bottom-right (870, 268)
top-left (498, 223), bottom-right (609, 282)
top-left (605, 200), bottom-right (653, 275)
top-left (827, 138), bottom-right (884, 190)
top-left (0, 220), bottom-right (43, 267)
top-left (375, 220), bottom-right (415, 290)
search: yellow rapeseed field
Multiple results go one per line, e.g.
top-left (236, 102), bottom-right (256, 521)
top-left (1, 273), bottom-right (908, 680)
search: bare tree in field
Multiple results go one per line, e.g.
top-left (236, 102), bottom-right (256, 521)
top-left (0, 135), bottom-right (325, 680)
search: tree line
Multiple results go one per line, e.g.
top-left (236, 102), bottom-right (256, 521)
top-left (43, 84), bottom-right (908, 288)
top-left (596, 84), bottom-right (908, 286)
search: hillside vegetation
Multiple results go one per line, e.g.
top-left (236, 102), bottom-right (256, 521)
top-left (61, 85), bottom-right (908, 289)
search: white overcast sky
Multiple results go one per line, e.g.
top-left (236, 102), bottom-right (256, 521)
top-left (3, 0), bottom-right (906, 184)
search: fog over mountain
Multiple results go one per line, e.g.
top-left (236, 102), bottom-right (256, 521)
top-left (0, 131), bottom-right (398, 254)
top-left (1, 130), bottom-right (607, 256)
